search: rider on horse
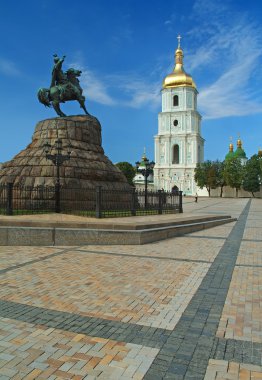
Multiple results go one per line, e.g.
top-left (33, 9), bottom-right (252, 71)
top-left (51, 54), bottom-right (68, 101)
top-left (38, 54), bottom-right (89, 117)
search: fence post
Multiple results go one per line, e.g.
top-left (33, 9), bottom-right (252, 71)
top-left (96, 186), bottom-right (102, 218)
top-left (6, 182), bottom-right (13, 216)
top-left (55, 183), bottom-right (61, 213)
top-left (158, 190), bottom-right (162, 214)
top-left (131, 187), bottom-right (136, 216)
top-left (179, 191), bottom-right (183, 213)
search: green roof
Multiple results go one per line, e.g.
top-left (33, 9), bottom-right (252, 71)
top-left (225, 151), bottom-right (235, 160)
top-left (234, 147), bottom-right (247, 159)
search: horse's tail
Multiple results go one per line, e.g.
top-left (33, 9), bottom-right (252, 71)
top-left (37, 88), bottom-right (51, 107)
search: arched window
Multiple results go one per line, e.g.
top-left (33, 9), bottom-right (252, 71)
top-left (173, 95), bottom-right (179, 106)
top-left (172, 144), bottom-right (179, 164)
top-left (172, 185), bottom-right (179, 193)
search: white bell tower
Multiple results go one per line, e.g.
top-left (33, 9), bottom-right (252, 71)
top-left (154, 36), bottom-right (204, 195)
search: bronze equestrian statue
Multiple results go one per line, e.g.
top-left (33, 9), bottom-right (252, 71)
top-left (38, 54), bottom-right (89, 117)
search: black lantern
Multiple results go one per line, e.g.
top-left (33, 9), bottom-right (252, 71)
top-left (135, 155), bottom-right (155, 209)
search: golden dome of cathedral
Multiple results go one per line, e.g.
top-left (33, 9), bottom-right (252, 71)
top-left (162, 36), bottom-right (196, 90)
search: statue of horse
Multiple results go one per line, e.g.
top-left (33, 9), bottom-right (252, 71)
top-left (37, 68), bottom-right (89, 117)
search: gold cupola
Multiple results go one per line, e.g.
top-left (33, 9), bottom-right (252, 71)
top-left (163, 35), bottom-right (196, 90)
top-left (234, 135), bottom-right (247, 159)
top-left (237, 138), bottom-right (242, 148)
top-left (225, 138), bottom-right (234, 160)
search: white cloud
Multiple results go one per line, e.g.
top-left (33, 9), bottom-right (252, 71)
top-left (188, 0), bottom-right (262, 119)
top-left (0, 58), bottom-right (20, 76)
top-left (68, 1), bottom-right (262, 120)
top-left (108, 75), bottom-right (160, 109)
top-left (69, 61), bottom-right (161, 110)
top-left (68, 62), bottom-right (116, 106)
top-left (199, 57), bottom-right (262, 119)
top-left (80, 69), bottom-right (117, 106)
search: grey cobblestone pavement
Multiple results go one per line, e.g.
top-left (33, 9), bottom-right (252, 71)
top-left (0, 198), bottom-right (261, 379)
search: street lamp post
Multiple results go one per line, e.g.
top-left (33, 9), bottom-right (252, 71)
top-left (44, 139), bottom-right (72, 213)
top-left (135, 158), bottom-right (155, 209)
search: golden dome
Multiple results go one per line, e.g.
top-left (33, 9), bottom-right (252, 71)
top-left (229, 143), bottom-right (234, 152)
top-left (163, 36), bottom-right (196, 90)
top-left (237, 138), bottom-right (242, 148)
top-left (258, 148), bottom-right (262, 157)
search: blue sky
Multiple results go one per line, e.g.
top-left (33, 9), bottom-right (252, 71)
top-left (1, 0), bottom-right (262, 165)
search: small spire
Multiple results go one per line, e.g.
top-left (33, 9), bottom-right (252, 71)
top-left (237, 133), bottom-right (242, 148)
top-left (142, 147), bottom-right (147, 161)
top-left (229, 137), bottom-right (233, 152)
top-left (177, 34), bottom-right (182, 48)
top-left (175, 35), bottom-right (183, 67)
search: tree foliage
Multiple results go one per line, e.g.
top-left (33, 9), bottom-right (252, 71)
top-left (194, 161), bottom-right (217, 196)
top-left (213, 160), bottom-right (227, 197)
top-left (223, 157), bottom-right (244, 197)
top-left (195, 156), bottom-right (262, 198)
top-left (243, 155), bottom-right (261, 196)
top-left (115, 161), bottom-right (136, 185)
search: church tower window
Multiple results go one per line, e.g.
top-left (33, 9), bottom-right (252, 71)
top-left (173, 95), bottom-right (179, 106)
top-left (173, 119), bottom-right (178, 126)
top-left (172, 144), bottom-right (179, 164)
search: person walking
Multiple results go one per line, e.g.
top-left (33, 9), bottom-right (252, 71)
top-left (195, 192), bottom-right (198, 203)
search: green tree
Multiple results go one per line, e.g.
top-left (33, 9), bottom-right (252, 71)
top-left (213, 160), bottom-right (227, 197)
top-left (194, 161), bottom-right (217, 197)
top-left (115, 162), bottom-right (136, 185)
top-left (223, 157), bottom-right (244, 197)
top-left (243, 155), bottom-right (261, 197)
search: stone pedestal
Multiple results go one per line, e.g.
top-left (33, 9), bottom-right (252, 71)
top-left (0, 115), bottom-right (130, 190)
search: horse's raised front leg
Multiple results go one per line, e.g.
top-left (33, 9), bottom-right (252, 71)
top-left (52, 101), bottom-right (66, 117)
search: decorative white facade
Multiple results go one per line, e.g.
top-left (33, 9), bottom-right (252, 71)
top-left (154, 37), bottom-right (204, 195)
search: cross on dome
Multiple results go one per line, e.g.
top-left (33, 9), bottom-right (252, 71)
top-left (177, 34), bottom-right (182, 48)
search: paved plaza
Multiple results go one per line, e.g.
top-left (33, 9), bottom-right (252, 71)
top-left (0, 198), bottom-right (261, 379)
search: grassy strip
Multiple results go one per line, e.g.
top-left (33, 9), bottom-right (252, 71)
top-left (0, 209), bottom-right (178, 218)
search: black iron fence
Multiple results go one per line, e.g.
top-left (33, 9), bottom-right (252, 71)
top-left (0, 183), bottom-right (183, 217)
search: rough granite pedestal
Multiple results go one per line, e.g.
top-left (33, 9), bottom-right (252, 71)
top-left (0, 114), bottom-right (130, 190)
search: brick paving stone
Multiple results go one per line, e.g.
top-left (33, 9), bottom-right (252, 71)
top-left (0, 198), bottom-right (261, 379)
top-left (77, 225), bottom-right (226, 263)
top-left (204, 359), bottom-right (262, 379)
top-left (0, 252), bottom-right (210, 330)
top-left (217, 200), bottom-right (262, 345)
top-left (0, 317), bottom-right (159, 379)
top-left (144, 199), bottom-right (252, 379)
top-left (237, 241), bottom-right (262, 267)
top-left (0, 246), bottom-right (62, 271)
top-left (217, 266), bottom-right (262, 343)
